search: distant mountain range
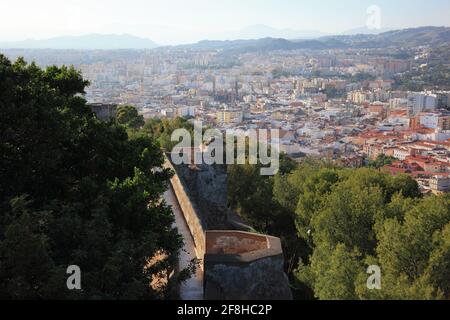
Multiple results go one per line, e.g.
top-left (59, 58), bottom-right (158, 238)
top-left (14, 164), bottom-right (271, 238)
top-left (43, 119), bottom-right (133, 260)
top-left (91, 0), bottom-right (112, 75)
top-left (0, 34), bottom-right (158, 50)
top-left (208, 24), bottom-right (328, 41)
top-left (0, 26), bottom-right (449, 52)
top-left (341, 26), bottom-right (394, 36)
top-left (323, 26), bottom-right (450, 47)
top-left (178, 26), bottom-right (450, 53)
top-left (179, 38), bottom-right (343, 53)
top-left (207, 24), bottom-right (393, 41)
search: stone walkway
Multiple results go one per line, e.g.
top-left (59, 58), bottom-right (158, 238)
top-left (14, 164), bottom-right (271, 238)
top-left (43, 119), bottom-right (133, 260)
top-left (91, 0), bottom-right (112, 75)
top-left (164, 187), bottom-right (204, 300)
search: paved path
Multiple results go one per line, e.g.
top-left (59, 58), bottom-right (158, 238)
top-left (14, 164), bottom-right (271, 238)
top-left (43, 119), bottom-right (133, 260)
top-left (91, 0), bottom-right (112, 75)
top-left (164, 187), bottom-right (204, 300)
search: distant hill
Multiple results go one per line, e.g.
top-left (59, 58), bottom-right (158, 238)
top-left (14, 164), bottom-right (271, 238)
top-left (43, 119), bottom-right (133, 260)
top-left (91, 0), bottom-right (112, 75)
top-left (2, 26), bottom-right (448, 52)
top-left (341, 26), bottom-right (394, 35)
top-left (209, 24), bottom-right (328, 41)
top-left (375, 26), bottom-right (450, 46)
top-left (325, 26), bottom-right (450, 48)
top-left (0, 34), bottom-right (158, 50)
top-left (178, 26), bottom-right (450, 54)
top-left (178, 37), bottom-right (348, 53)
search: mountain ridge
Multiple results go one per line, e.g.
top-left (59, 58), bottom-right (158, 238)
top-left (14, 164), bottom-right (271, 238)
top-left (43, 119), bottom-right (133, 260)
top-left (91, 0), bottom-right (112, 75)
top-left (1, 26), bottom-right (449, 52)
top-left (175, 26), bottom-right (450, 53)
top-left (0, 34), bottom-right (158, 50)
top-left (208, 24), bottom-right (328, 41)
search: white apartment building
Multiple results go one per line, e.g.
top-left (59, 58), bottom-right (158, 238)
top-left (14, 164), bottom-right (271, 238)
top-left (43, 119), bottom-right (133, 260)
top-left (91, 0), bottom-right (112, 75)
top-left (393, 148), bottom-right (411, 161)
top-left (177, 106), bottom-right (196, 118)
top-left (408, 92), bottom-right (437, 115)
top-left (429, 175), bottom-right (450, 194)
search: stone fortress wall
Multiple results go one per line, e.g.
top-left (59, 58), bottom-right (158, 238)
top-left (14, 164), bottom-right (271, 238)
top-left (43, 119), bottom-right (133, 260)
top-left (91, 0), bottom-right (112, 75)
top-left (164, 157), bottom-right (207, 259)
top-left (164, 155), bottom-right (292, 300)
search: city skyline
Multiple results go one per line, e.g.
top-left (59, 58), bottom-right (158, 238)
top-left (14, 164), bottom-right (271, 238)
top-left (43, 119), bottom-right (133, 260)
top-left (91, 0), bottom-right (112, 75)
top-left (1, 0), bottom-right (450, 45)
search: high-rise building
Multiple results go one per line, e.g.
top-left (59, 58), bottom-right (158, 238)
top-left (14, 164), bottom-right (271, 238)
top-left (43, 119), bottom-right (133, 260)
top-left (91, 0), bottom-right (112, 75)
top-left (407, 92), bottom-right (437, 115)
top-left (216, 110), bottom-right (244, 124)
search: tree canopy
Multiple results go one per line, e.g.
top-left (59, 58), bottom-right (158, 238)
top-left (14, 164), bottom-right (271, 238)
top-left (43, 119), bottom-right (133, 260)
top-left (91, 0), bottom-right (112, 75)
top-left (0, 55), bottom-right (183, 299)
top-left (116, 105), bottom-right (145, 129)
top-left (368, 154), bottom-right (396, 169)
top-left (228, 157), bottom-right (450, 300)
top-left (143, 117), bottom-right (194, 151)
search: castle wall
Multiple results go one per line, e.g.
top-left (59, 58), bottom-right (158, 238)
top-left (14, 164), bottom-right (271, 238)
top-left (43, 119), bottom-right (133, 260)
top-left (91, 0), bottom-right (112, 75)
top-left (164, 158), bottom-right (206, 259)
top-left (164, 156), bottom-right (292, 300)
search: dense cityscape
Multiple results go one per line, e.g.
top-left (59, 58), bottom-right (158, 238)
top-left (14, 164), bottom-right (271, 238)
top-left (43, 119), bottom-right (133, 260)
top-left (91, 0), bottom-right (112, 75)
top-left (5, 27), bottom-right (450, 194)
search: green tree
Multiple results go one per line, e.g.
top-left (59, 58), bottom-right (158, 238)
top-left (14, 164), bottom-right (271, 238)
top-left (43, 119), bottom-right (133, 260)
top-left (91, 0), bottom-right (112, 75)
top-left (0, 55), bottom-right (184, 299)
top-left (273, 160), bottom-right (321, 213)
top-left (116, 105), bottom-right (145, 129)
top-left (368, 154), bottom-right (396, 169)
top-left (228, 164), bottom-right (276, 232)
top-left (293, 165), bottom-right (447, 300)
top-left (295, 168), bottom-right (340, 242)
top-left (373, 195), bottom-right (450, 299)
top-left (307, 244), bottom-right (363, 300)
top-left (228, 150), bottom-right (449, 300)
top-left (143, 117), bottom-right (194, 151)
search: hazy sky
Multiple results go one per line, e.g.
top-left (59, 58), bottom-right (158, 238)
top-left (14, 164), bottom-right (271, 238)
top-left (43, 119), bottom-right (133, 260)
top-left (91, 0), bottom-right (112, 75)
top-left (1, 0), bottom-right (449, 44)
